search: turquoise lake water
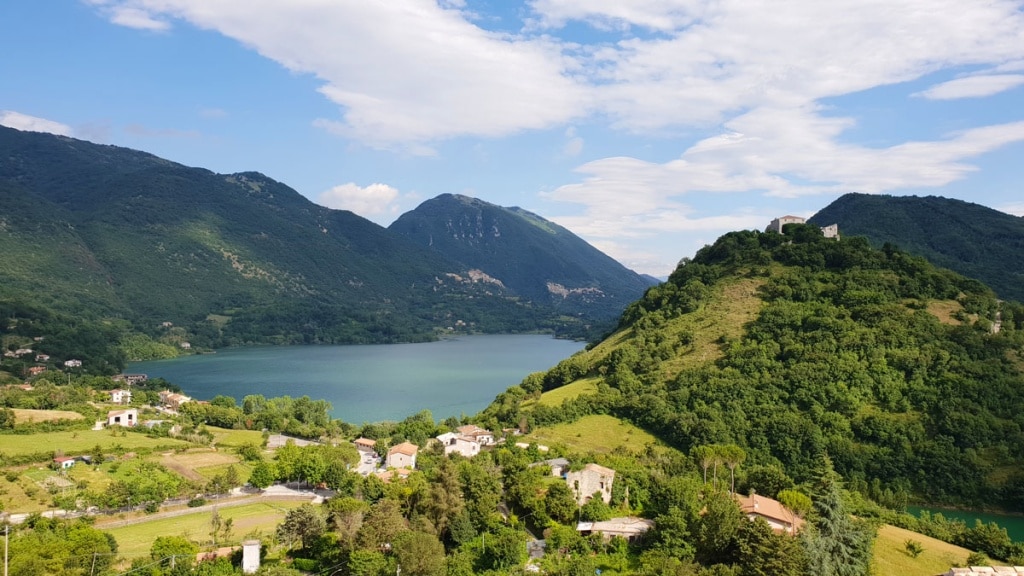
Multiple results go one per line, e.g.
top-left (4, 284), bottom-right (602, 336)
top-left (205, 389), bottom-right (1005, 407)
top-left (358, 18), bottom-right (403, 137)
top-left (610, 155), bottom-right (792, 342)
top-left (906, 506), bottom-right (1024, 542)
top-left (128, 334), bottom-right (585, 424)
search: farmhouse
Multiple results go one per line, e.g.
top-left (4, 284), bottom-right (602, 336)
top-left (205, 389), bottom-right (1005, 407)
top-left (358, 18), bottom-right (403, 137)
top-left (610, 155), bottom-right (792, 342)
top-left (386, 442), bottom-right (418, 469)
top-left (566, 463), bottom-right (615, 505)
top-left (436, 432), bottom-right (481, 458)
top-left (107, 408), bottom-right (138, 427)
top-left (577, 517), bottom-right (654, 543)
top-left (456, 424), bottom-right (495, 445)
top-left (159, 390), bottom-right (192, 411)
top-left (64, 359), bottom-right (82, 368)
top-left (353, 437), bottom-right (377, 453)
top-left (27, 366), bottom-right (46, 376)
top-left (110, 388), bottom-right (132, 404)
top-left (53, 456), bottom-right (75, 470)
top-left (113, 373), bottom-right (148, 386)
top-left (735, 493), bottom-right (805, 534)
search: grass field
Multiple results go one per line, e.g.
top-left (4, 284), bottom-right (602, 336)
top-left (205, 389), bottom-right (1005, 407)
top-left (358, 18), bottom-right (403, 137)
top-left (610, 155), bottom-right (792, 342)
top-left (12, 408), bottom-right (84, 423)
top-left (871, 524), bottom-right (973, 576)
top-left (208, 427), bottom-right (265, 449)
top-left (104, 500), bottom-right (306, 559)
top-left (524, 414), bottom-right (658, 454)
top-left (0, 428), bottom-right (190, 459)
top-left (531, 378), bottom-right (599, 408)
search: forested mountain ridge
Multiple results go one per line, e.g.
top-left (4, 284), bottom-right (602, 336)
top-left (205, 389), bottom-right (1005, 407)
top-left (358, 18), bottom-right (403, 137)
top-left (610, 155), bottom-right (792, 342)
top-left (809, 193), bottom-right (1024, 301)
top-left (389, 194), bottom-right (654, 320)
top-left (0, 126), bottom-right (641, 365)
top-left (484, 224), bottom-right (1024, 510)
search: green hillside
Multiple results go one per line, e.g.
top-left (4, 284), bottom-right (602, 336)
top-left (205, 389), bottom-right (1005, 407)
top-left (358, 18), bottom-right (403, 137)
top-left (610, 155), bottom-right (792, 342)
top-left (809, 193), bottom-right (1024, 301)
top-left (389, 193), bottom-right (654, 321)
top-left (482, 224), bottom-right (1024, 510)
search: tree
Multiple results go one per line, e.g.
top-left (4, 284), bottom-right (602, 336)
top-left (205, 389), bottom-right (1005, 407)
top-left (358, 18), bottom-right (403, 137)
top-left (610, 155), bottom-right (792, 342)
top-left (544, 481), bottom-right (579, 524)
top-left (276, 503), bottom-right (326, 550)
top-left (356, 499), bottom-right (408, 551)
top-left (0, 407), bottom-right (14, 429)
top-left (249, 460), bottom-right (277, 490)
top-left (904, 539), bottom-right (924, 558)
top-left (151, 535), bottom-right (198, 570)
top-left (801, 458), bottom-right (875, 576)
top-left (393, 531), bottom-right (446, 576)
top-left (776, 489), bottom-right (812, 519)
top-left (720, 444), bottom-right (746, 494)
top-left (487, 527), bottom-right (526, 569)
top-left (736, 517), bottom-right (806, 576)
top-left (695, 490), bottom-right (743, 565)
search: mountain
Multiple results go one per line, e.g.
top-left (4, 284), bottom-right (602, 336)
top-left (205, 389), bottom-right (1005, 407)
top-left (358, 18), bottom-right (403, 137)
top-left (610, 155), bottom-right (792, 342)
top-left (481, 224), bottom-right (1024, 510)
top-left (388, 194), bottom-right (655, 321)
top-left (809, 193), bottom-right (1024, 301)
top-left (0, 126), bottom-right (635, 356)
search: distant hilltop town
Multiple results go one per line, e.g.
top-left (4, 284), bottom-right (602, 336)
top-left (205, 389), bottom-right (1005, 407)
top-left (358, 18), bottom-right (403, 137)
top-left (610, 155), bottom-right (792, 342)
top-left (767, 215), bottom-right (839, 239)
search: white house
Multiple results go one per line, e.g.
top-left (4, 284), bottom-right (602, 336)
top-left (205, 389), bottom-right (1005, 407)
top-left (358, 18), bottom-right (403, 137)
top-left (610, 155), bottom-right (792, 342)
top-left (107, 408), bottom-right (138, 427)
top-left (386, 442), bottom-right (419, 469)
top-left (53, 456), bottom-right (75, 470)
top-left (456, 424), bottom-right (495, 445)
top-left (64, 359), bottom-right (82, 368)
top-left (436, 432), bottom-right (481, 458)
top-left (567, 463), bottom-right (615, 505)
top-left (110, 388), bottom-right (132, 404)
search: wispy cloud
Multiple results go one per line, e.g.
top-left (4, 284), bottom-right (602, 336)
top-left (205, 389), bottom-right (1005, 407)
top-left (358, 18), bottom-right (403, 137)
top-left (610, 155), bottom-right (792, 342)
top-left (998, 202), bottom-right (1024, 217)
top-left (0, 110), bottom-right (73, 136)
top-left (914, 74), bottom-right (1024, 100)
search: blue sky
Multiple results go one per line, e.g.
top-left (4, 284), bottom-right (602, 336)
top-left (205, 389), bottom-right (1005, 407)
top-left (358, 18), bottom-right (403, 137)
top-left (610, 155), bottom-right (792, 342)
top-left (2, 0), bottom-right (1023, 277)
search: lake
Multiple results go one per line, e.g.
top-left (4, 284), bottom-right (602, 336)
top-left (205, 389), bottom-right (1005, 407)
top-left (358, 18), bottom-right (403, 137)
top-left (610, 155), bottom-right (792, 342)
top-left (128, 335), bottom-right (585, 424)
top-left (907, 506), bottom-right (1024, 542)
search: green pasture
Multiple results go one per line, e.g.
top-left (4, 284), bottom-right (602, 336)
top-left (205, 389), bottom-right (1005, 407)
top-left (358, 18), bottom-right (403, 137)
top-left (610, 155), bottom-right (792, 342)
top-left (104, 500), bottom-right (306, 559)
top-left (0, 428), bottom-right (190, 460)
top-left (871, 524), bottom-right (972, 576)
top-left (524, 414), bottom-right (658, 454)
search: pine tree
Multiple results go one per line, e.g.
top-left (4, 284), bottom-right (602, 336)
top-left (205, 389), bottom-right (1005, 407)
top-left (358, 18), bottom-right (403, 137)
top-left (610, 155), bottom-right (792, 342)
top-left (801, 457), bottom-right (875, 576)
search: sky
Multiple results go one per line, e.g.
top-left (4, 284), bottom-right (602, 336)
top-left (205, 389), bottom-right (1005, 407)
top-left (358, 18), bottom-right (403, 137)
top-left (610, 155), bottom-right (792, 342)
top-left (2, 1), bottom-right (1023, 278)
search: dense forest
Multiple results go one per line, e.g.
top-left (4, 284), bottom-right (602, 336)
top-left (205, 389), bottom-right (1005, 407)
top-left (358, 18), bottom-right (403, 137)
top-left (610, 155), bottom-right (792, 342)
top-left (810, 193), bottom-right (1024, 302)
top-left (481, 224), bottom-right (1024, 510)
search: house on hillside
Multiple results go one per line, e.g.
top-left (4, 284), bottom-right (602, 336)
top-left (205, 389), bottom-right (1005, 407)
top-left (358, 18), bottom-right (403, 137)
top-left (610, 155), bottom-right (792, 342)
top-left (35, 354), bottom-right (50, 362)
top-left (386, 442), bottom-right (418, 469)
top-left (436, 432), bottom-right (481, 458)
top-left (354, 438), bottom-right (377, 453)
top-left (64, 359), bottom-right (82, 368)
top-left (456, 424), bottom-right (495, 445)
top-left (110, 389), bottom-right (132, 404)
top-left (113, 373), bottom-right (148, 386)
top-left (27, 366), bottom-right (46, 376)
top-left (735, 493), bottom-right (805, 534)
top-left (566, 463), bottom-right (615, 505)
top-left (532, 457), bottom-right (570, 477)
top-left (107, 408), bottom-right (138, 427)
top-left (159, 390), bottom-right (192, 411)
top-left (766, 215), bottom-right (840, 239)
top-left (53, 456), bottom-right (75, 470)
top-left (577, 517), bottom-right (654, 543)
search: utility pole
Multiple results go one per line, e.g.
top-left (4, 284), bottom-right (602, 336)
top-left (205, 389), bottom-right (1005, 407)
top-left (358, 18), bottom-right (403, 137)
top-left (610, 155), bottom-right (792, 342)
top-left (4, 523), bottom-right (9, 576)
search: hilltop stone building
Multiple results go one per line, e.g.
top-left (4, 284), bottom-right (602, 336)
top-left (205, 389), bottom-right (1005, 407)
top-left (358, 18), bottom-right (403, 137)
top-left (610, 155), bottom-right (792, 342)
top-left (567, 462), bottom-right (615, 505)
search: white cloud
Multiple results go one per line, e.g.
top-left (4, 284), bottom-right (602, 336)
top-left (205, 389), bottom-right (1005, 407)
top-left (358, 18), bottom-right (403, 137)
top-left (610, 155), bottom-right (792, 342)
top-left (562, 127), bottom-right (584, 157)
top-left (317, 183), bottom-right (404, 222)
top-left (914, 74), bottom-right (1024, 100)
top-left (998, 202), bottom-right (1024, 217)
top-left (90, 0), bottom-right (587, 149)
top-left (199, 107), bottom-right (227, 119)
top-left (0, 111), bottom-right (73, 136)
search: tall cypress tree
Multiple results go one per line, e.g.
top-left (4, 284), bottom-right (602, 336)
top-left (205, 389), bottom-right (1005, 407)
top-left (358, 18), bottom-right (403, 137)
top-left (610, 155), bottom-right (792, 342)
top-left (802, 457), bottom-right (875, 576)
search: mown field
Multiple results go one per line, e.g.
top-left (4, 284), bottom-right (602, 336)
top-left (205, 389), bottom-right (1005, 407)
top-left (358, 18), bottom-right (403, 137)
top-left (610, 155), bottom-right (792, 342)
top-left (871, 523), bottom-right (973, 576)
top-left (11, 408), bottom-right (84, 423)
top-left (0, 428), bottom-right (190, 458)
top-left (523, 414), bottom-right (659, 453)
top-left (103, 499), bottom-right (307, 559)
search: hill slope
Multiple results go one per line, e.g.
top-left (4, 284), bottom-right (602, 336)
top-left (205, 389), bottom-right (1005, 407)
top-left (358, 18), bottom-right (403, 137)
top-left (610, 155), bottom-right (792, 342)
top-left (0, 126), bottom-right (610, 352)
top-left (389, 194), bottom-right (654, 321)
top-left (809, 193), bottom-right (1024, 301)
top-left (482, 224), bottom-right (1024, 510)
